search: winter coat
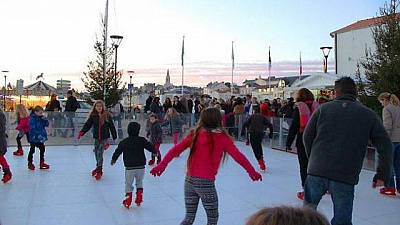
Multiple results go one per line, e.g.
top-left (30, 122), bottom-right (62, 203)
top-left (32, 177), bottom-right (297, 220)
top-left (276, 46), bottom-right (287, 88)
top-left (147, 121), bottom-right (163, 145)
top-left (241, 114), bottom-right (273, 135)
top-left (0, 111), bottom-right (7, 155)
top-left (303, 94), bottom-right (393, 185)
top-left (80, 112), bottom-right (117, 141)
top-left (45, 100), bottom-right (61, 112)
top-left (16, 116), bottom-right (30, 133)
top-left (29, 111), bottom-right (49, 143)
top-left (161, 115), bottom-right (185, 134)
top-left (382, 103), bottom-right (400, 142)
top-left (111, 122), bottom-right (157, 169)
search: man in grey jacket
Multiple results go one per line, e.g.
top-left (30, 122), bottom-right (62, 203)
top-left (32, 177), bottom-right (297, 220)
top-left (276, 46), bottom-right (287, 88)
top-left (303, 77), bottom-right (393, 225)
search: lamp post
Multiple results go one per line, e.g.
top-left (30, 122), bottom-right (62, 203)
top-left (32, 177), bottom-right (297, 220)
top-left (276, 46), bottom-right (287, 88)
top-left (320, 46), bottom-right (332, 73)
top-left (127, 70), bottom-right (135, 113)
top-left (110, 35), bottom-right (123, 90)
top-left (2, 70), bottom-right (8, 109)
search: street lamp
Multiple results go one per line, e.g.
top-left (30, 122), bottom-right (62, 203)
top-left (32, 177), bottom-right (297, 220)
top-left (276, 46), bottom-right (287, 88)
top-left (110, 35), bottom-right (123, 89)
top-left (127, 70), bottom-right (135, 113)
top-left (2, 70), bottom-right (8, 110)
top-left (320, 46), bottom-right (332, 73)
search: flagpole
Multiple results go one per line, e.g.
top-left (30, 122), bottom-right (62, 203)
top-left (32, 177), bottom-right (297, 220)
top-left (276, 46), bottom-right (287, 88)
top-left (299, 51), bottom-right (302, 79)
top-left (181, 35), bottom-right (185, 96)
top-left (268, 46), bottom-right (271, 99)
top-left (103, 0), bottom-right (109, 101)
top-left (231, 41), bottom-right (234, 95)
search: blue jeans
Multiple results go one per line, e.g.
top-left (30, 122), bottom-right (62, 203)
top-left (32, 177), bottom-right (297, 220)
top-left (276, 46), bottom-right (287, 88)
top-left (387, 142), bottom-right (400, 190)
top-left (304, 175), bottom-right (354, 225)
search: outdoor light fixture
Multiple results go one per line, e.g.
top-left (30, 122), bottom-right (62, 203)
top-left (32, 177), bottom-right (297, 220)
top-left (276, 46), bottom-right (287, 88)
top-left (110, 35), bottom-right (124, 89)
top-left (320, 46), bottom-right (332, 73)
top-left (2, 70), bottom-right (9, 110)
top-left (127, 70), bottom-right (135, 113)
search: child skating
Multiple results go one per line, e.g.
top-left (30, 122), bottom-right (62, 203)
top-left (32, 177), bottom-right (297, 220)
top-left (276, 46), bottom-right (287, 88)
top-left (78, 100), bottom-right (117, 180)
top-left (150, 108), bottom-right (262, 224)
top-left (13, 104), bottom-right (30, 156)
top-left (28, 106), bottom-right (50, 170)
top-left (0, 107), bottom-right (12, 183)
top-left (241, 105), bottom-right (273, 171)
top-left (161, 108), bottom-right (186, 145)
top-left (111, 122), bottom-right (157, 209)
top-left (146, 114), bottom-right (163, 165)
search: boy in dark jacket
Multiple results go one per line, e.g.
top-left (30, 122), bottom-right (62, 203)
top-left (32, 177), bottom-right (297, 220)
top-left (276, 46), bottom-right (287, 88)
top-left (146, 114), bottom-right (163, 165)
top-left (111, 122), bottom-right (157, 209)
top-left (28, 106), bottom-right (50, 170)
top-left (241, 105), bottom-right (273, 171)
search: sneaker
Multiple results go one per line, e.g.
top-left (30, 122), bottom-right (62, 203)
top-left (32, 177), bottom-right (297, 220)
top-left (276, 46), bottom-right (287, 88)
top-left (28, 162), bottom-right (35, 171)
top-left (380, 187), bottom-right (396, 196)
top-left (258, 159), bottom-right (266, 171)
top-left (297, 191), bottom-right (304, 200)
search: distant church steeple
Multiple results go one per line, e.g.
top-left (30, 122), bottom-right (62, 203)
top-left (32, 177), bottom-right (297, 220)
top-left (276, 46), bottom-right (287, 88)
top-left (165, 69), bottom-right (171, 85)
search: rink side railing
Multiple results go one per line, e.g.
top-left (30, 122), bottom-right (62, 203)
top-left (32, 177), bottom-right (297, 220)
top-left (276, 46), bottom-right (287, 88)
top-left (5, 111), bottom-right (377, 171)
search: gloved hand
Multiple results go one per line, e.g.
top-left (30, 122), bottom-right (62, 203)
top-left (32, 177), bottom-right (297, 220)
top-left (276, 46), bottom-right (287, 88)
top-left (269, 132), bottom-right (273, 139)
top-left (248, 170), bottom-right (262, 181)
top-left (150, 164), bottom-right (167, 177)
top-left (77, 132), bottom-right (84, 140)
top-left (104, 142), bottom-right (110, 150)
top-left (110, 160), bottom-right (116, 166)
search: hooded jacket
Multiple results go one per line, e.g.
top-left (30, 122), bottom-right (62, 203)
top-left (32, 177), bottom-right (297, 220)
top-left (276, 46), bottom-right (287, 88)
top-left (29, 110), bottom-right (49, 143)
top-left (111, 122), bottom-right (157, 169)
top-left (147, 120), bottom-right (163, 145)
top-left (80, 112), bottom-right (117, 141)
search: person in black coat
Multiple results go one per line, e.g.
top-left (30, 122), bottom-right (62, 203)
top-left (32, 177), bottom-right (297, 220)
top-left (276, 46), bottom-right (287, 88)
top-left (111, 122), bottom-right (157, 208)
top-left (63, 90), bottom-right (79, 137)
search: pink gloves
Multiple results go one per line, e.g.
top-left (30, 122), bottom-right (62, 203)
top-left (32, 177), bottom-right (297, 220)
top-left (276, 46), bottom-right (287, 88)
top-left (77, 132), bottom-right (84, 140)
top-left (249, 170), bottom-right (262, 181)
top-left (150, 164), bottom-right (166, 177)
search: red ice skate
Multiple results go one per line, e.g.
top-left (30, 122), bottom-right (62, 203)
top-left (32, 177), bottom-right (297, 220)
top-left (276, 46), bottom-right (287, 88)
top-left (258, 159), bottom-right (266, 171)
top-left (135, 189), bottom-right (143, 206)
top-left (94, 168), bottom-right (103, 180)
top-left (13, 147), bottom-right (24, 156)
top-left (40, 160), bottom-right (50, 170)
top-left (2, 168), bottom-right (12, 183)
top-left (122, 192), bottom-right (133, 209)
top-left (246, 140), bottom-right (250, 145)
top-left (380, 187), bottom-right (396, 196)
top-left (28, 162), bottom-right (35, 170)
top-left (297, 191), bottom-right (304, 200)
top-left (91, 168), bottom-right (97, 176)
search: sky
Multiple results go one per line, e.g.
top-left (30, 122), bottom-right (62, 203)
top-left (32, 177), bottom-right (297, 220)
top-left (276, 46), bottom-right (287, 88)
top-left (0, 0), bottom-right (388, 91)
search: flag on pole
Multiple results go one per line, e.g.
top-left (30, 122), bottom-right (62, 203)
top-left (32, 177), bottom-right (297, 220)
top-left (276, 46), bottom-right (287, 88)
top-left (181, 36), bottom-right (185, 66)
top-left (300, 52), bottom-right (303, 76)
top-left (231, 41), bottom-right (234, 69)
top-left (268, 46), bottom-right (271, 70)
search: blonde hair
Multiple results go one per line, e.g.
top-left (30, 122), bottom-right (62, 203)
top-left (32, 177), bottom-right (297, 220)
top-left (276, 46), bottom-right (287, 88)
top-left (246, 206), bottom-right (329, 225)
top-left (15, 104), bottom-right (29, 118)
top-left (89, 100), bottom-right (109, 124)
top-left (378, 92), bottom-right (400, 106)
top-left (166, 107), bottom-right (179, 119)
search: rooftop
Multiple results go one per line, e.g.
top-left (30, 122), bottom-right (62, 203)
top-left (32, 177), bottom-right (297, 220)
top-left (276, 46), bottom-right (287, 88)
top-left (0, 143), bottom-right (399, 225)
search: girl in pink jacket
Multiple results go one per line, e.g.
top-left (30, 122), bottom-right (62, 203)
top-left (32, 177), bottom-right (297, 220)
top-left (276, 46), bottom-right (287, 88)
top-left (13, 104), bottom-right (30, 156)
top-left (150, 108), bottom-right (262, 225)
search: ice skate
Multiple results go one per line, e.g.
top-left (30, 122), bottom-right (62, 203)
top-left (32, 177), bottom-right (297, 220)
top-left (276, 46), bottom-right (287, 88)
top-left (297, 191), bottom-right (304, 200)
top-left (380, 187), bottom-right (396, 196)
top-left (91, 168), bottom-right (97, 176)
top-left (39, 160), bottom-right (50, 170)
top-left (246, 140), bottom-right (250, 145)
top-left (258, 159), bottom-right (266, 172)
top-left (13, 147), bottom-right (24, 156)
top-left (122, 193), bottom-right (133, 209)
top-left (28, 162), bottom-right (35, 170)
top-left (135, 189), bottom-right (143, 206)
top-left (2, 168), bottom-right (12, 183)
top-left (94, 168), bottom-right (103, 180)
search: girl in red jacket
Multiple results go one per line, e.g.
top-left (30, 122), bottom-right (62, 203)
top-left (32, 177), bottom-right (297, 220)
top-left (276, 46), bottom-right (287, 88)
top-left (13, 104), bottom-right (30, 156)
top-left (150, 108), bottom-right (262, 225)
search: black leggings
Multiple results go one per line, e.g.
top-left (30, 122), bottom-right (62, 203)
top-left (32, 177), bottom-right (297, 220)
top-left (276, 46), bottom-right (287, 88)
top-left (16, 132), bottom-right (29, 148)
top-left (28, 143), bottom-right (46, 162)
top-left (249, 132), bottom-right (265, 160)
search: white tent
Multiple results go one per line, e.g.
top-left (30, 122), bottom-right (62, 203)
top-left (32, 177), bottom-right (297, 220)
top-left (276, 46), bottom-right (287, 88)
top-left (283, 72), bottom-right (344, 91)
